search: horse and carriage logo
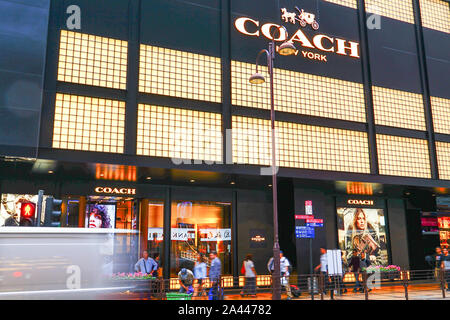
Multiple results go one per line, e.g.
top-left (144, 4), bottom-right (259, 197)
top-left (281, 6), bottom-right (319, 30)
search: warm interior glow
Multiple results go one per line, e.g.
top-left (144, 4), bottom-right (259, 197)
top-left (232, 115), bottom-right (371, 173)
top-left (139, 45), bottom-right (222, 103)
top-left (136, 104), bottom-right (222, 162)
top-left (94, 164), bottom-right (137, 181)
top-left (436, 141), bottom-right (450, 180)
top-left (431, 96), bottom-right (450, 134)
top-left (420, 0), bottom-right (450, 34)
top-left (377, 134), bottom-right (431, 178)
top-left (322, 0), bottom-right (357, 9)
top-left (232, 60), bottom-right (366, 122)
top-left (365, 0), bottom-right (415, 24)
top-left (57, 30), bottom-right (128, 89)
top-left (346, 182), bottom-right (374, 195)
top-left (52, 93), bottom-right (125, 153)
top-left (372, 86), bottom-right (426, 131)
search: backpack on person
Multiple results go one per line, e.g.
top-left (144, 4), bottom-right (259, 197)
top-left (290, 284), bottom-right (301, 298)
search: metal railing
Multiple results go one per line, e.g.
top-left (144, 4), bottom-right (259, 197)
top-left (100, 269), bottom-right (450, 300)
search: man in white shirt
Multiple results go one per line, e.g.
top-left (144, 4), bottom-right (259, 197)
top-left (315, 248), bottom-right (333, 297)
top-left (280, 251), bottom-right (293, 300)
top-left (267, 251), bottom-right (293, 300)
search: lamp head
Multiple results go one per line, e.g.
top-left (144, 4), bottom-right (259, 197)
top-left (278, 41), bottom-right (297, 56)
top-left (249, 72), bottom-right (265, 84)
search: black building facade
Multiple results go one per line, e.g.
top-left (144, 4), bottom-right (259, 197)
top-left (1, 0), bottom-right (450, 282)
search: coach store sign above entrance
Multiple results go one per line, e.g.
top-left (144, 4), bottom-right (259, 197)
top-left (94, 187), bottom-right (136, 195)
top-left (235, 6), bottom-right (360, 62)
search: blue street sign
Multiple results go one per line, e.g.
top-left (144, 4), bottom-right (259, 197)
top-left (295, 226), bottom-right (315, 238)
top-left (306, 222), bottom-right (323, 228)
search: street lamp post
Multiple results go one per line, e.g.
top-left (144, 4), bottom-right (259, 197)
top-left (249, 27), bottom-right (296, 300)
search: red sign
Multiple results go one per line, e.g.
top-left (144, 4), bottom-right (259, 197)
top-left (295, 215), bottom-right (314, 220)
top-left (20, 202), bottom-right (36, 218)
top-left (306, 219), bottom-right (323, 224)
top-left (305, 201), bottom-right (313, 215)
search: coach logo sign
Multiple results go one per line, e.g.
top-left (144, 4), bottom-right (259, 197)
top-left (347, 199), bottom-right (374, 206)
top-left (94, 187), bottom-right (136, 195)
top-left (281, 7), bottom-right (319, 30)
top-left (234, 8), bottom-right (360, 62)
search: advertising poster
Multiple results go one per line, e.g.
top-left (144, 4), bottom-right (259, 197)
top-left (337, 207), bottom-right (388, 265)
top-left (0, 193), bottom-right (48, 226)
top-left (86, 204), bottom-right (116, 229)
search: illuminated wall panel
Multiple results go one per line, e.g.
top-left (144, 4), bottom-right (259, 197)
top-left (372, 86), bottom-right (426, 131)
top-left (232, 117), bottom-right (272, 166)
top-left (323, 0), bottom-right (357, 9)
top-left (139, 45), bottom-right (221, 103)
top-left (377, 134), bottom-right (431, 178)
top-left (137, 104), bottom-right (222, 162)
top-left (436, 141), bottom-right (450, 180)
top-left (57, 30), bottom-right (128, 89)
top-left (53, 93), bottom-right (125, 153)
top-left (232, 61), bottom-right (366, 123)
top-left (232, 116), bottom-right (371, 173)
top-left (420, 0), bottom-right (450, 34)
top-left (431, 96), bottom-right (450, 134)
top-left (365, 0), bottom-right (415, 24)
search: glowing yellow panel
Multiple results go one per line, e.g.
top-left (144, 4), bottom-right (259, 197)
top-left (431, 96), bottom-right (450, 134)
top-left (436, 141), bottom-right (450, 180)
top-left (52, 93), bottom-right (125, 153)
top-left (322, 0), bottom-right (357, 9)
top-left (139, 45), bottom-right (222, 103)
top-left (377, 134), bottom-right (431, 178)
top-left (57, 30), bottom-right (128, 89)
top-left (137, 104), bottom-right (222, 162)
top-left (232, 116), bottom-right (371, 173)
top-left (372, 86), bottom-right (426, 131)
top-left (232, 61), bottom-right (366, 122)
top-left (420, 0), bottom-right (450, 33)
top-left (365, 0), bottom-right (415, 24)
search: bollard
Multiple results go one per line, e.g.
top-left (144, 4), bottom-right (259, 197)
top-left (441, 269), bottom-right (446, 299)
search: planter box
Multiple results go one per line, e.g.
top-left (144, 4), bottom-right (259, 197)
top-left (109, 279), bottom-right (156, 292)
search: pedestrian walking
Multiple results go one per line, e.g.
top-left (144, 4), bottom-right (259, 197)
top-left (434, 247), bottom-right (443, 279)
top-left (348, 250), bottom-right (363, 293)
top-left (280, 251), bottom-right (293, 300)
top-left (208, 251), bottom-right (222, 300)
top-left (240, 254), bottom-right (257, 297)
top-left (193, 253), bottom-right (207, 298)
top-left (440, 247), bottom-right (450, 291)
top-left (314, 248), bottom-right (333, 298)
top-left (360, 252), bottom-right (372, 292)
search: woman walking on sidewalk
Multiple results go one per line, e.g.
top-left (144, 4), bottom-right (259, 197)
top-left (193, 253), bottom-right (207, 298)
top-left (241, 254), bottom-right (257, 297)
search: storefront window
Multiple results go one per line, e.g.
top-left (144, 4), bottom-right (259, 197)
top-left (337, 207), bottom-right (389, 265)
top-left (170, 201), bottom-right (232, 277)
top-left (144, 201), bottom-right (164, 276)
